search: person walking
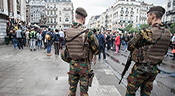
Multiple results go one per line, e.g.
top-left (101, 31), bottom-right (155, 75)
top-left (115, 33), bottom-right (120, 53)
top-left (63, 7), bottom-right (99, 96)
top-left (126, 6), bottom-right (171, 96)
top-left (12, 29), bottom-right (18, 50)
top-left (51, 29), bottom-right (60, 55)
top-left (106, 32), bottom-right (111, 51)
top-left (41, 27), bottom-right (47, 50)
top-left (46, 28), bottom-right (53, 56)
top-left (98, 31), bottom-right (106, 61)
top-left (172, 34), bottom-right (175, 60)
top-left (59, 29), bottom-right (64, 49)
top-left (111, 32), bottom-right (116, 50)
top-left (92, 29), bottom-right (98, 65)
top-left (25, 29), bottom-right (30, 47)
top-left (29, 28), bottom-right (37, 51)
top-left (123, 32), bottom-right (129, 51)
top-left (36, 30), bottom-right (42, 49)
top-left (16, 25), bottom-right (23, 50)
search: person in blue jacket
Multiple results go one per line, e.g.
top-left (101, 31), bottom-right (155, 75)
top-left (51, 29), bottom-right (60, 55)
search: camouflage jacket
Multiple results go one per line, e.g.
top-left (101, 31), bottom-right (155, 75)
top-left (128, 23), bottom-right (171, 64)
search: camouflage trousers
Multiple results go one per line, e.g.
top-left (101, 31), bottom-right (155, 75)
top-left (126, 64), bottom-right (159, 96)
top-left (68, 60), bottom-right (89, 96)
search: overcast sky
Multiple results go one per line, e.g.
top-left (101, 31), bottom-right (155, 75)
top-left (71, 0), bottom-right (167, 25)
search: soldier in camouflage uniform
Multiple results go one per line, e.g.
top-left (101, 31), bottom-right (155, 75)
top-left (62, 7), bottom-right (99, 96)
top-left (126, 6), bottom-right (171, 96)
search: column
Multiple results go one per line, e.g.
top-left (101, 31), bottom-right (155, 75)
top-left (3, 0), bottom-right (8, 15)
top-left (20, 0), bottom-right (26, 21)
top-left (13, 0), bottom-right (17, 19)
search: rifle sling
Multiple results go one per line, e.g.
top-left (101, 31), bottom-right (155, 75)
top-left (66, 30), bottom-right (87, 42)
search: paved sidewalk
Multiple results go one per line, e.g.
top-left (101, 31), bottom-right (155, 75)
top-left (0, 45), bottom-right (125, 96)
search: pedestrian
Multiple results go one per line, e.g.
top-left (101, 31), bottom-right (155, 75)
top-left (123, 32), bottom-right (129, 51)
top-left (98, 31), bottom-right (107, 61)
top-left (111, 32), bottom-right (116, 50)
top-left (126, 6), bottom-right (171, 96)
top-left (59, 29), bottom-right (64, 49)
top-left (129, 33), bottom-right (133, 40)
top-left (46, 28), bottom-right (53, 56)
top-left (12, 29), bottom-right (18, 50)
top-left (22, 29), bottom-right (26, 47)
top-left (29, 27), bottom-right (37, 51)
top-left (92, 29), bottom-right (98, 65)
top-left (25, 29), bottom-right (30, 47)
top-left (41, 27), bottom-right (47, 50)
top-left (51, 29), bottom-right (60, 55)
top-left (64, 7), bottom-right (99, 96)
top-left (115, 33), bottom-right (120, 53)
top-left (172, 34), bottom-right (175, 60)
top-left (16, 25), bottom-right (23, 50)
top-left (106, 32), bottom-right (111, 51)
top-left (36, 30), bottom-right (42, 49)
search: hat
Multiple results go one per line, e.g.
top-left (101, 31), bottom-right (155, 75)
top-left (75, 7), bottom-right (87, 18)
top-left (147, 6), bottom-right (165, 14)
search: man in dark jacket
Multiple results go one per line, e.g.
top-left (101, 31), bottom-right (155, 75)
top-left (41, 27), bottom-right (47, 49)
top-left (51, 29), bottom-right (60, 55)
top-left (123, 32), bottom-right (129, 51)
top-left (106, 32), bottom-right (111, 51)
top-left (98, 31), bottom-right (106, 61)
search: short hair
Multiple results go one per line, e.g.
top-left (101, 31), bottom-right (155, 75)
top-left (75, 13), bottom-right (84, 19)
top-left (55, 29), bottom-right (59, 32)
top-left (92, 29), bottom-right (96, 33)
top-left (150, 11), bottom-right (164, 19)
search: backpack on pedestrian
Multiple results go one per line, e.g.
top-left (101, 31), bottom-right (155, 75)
top-left (37, 33), bottom-right (42, 41)
top-left (45, 32), bottom-right (51, 41)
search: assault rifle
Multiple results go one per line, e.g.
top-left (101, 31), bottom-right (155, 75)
top-left (119, 53), bottom-right (132, 84)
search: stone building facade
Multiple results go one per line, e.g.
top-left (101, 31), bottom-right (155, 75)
top-left (45, 0), bottom-right (73, 30)
top-left (88, 0), bottom-right (153, 31)
top-left (28, 0), bottom-right (45, 24)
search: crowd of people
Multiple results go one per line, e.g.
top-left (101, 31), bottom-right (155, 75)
top-left (7, 23), bottom-right (175, 60)
top-left (90, 29), bottom-right (136, 64)
top-left (8, 23), bottom-right (65, 56)
top-left (92, 29), bottom-right (175, 62)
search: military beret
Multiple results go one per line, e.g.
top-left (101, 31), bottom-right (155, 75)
top-left (76, 7), bottom-right (88, 18)
top-left (147, 6), bottom-right (165, 14)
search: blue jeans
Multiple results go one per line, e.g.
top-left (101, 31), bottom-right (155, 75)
top-left (30, 39), bottom-right (36, 49)
top-left (13, 39), bottom-right (18, 49)
top-left (124, 41), bottom-right (128, 50)
top-left (47, 45), bottom-right (51, 53)
top-left (99, 45), bottom-right (106, 59)
top-left (37, 40), bottom-right (42, 48)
